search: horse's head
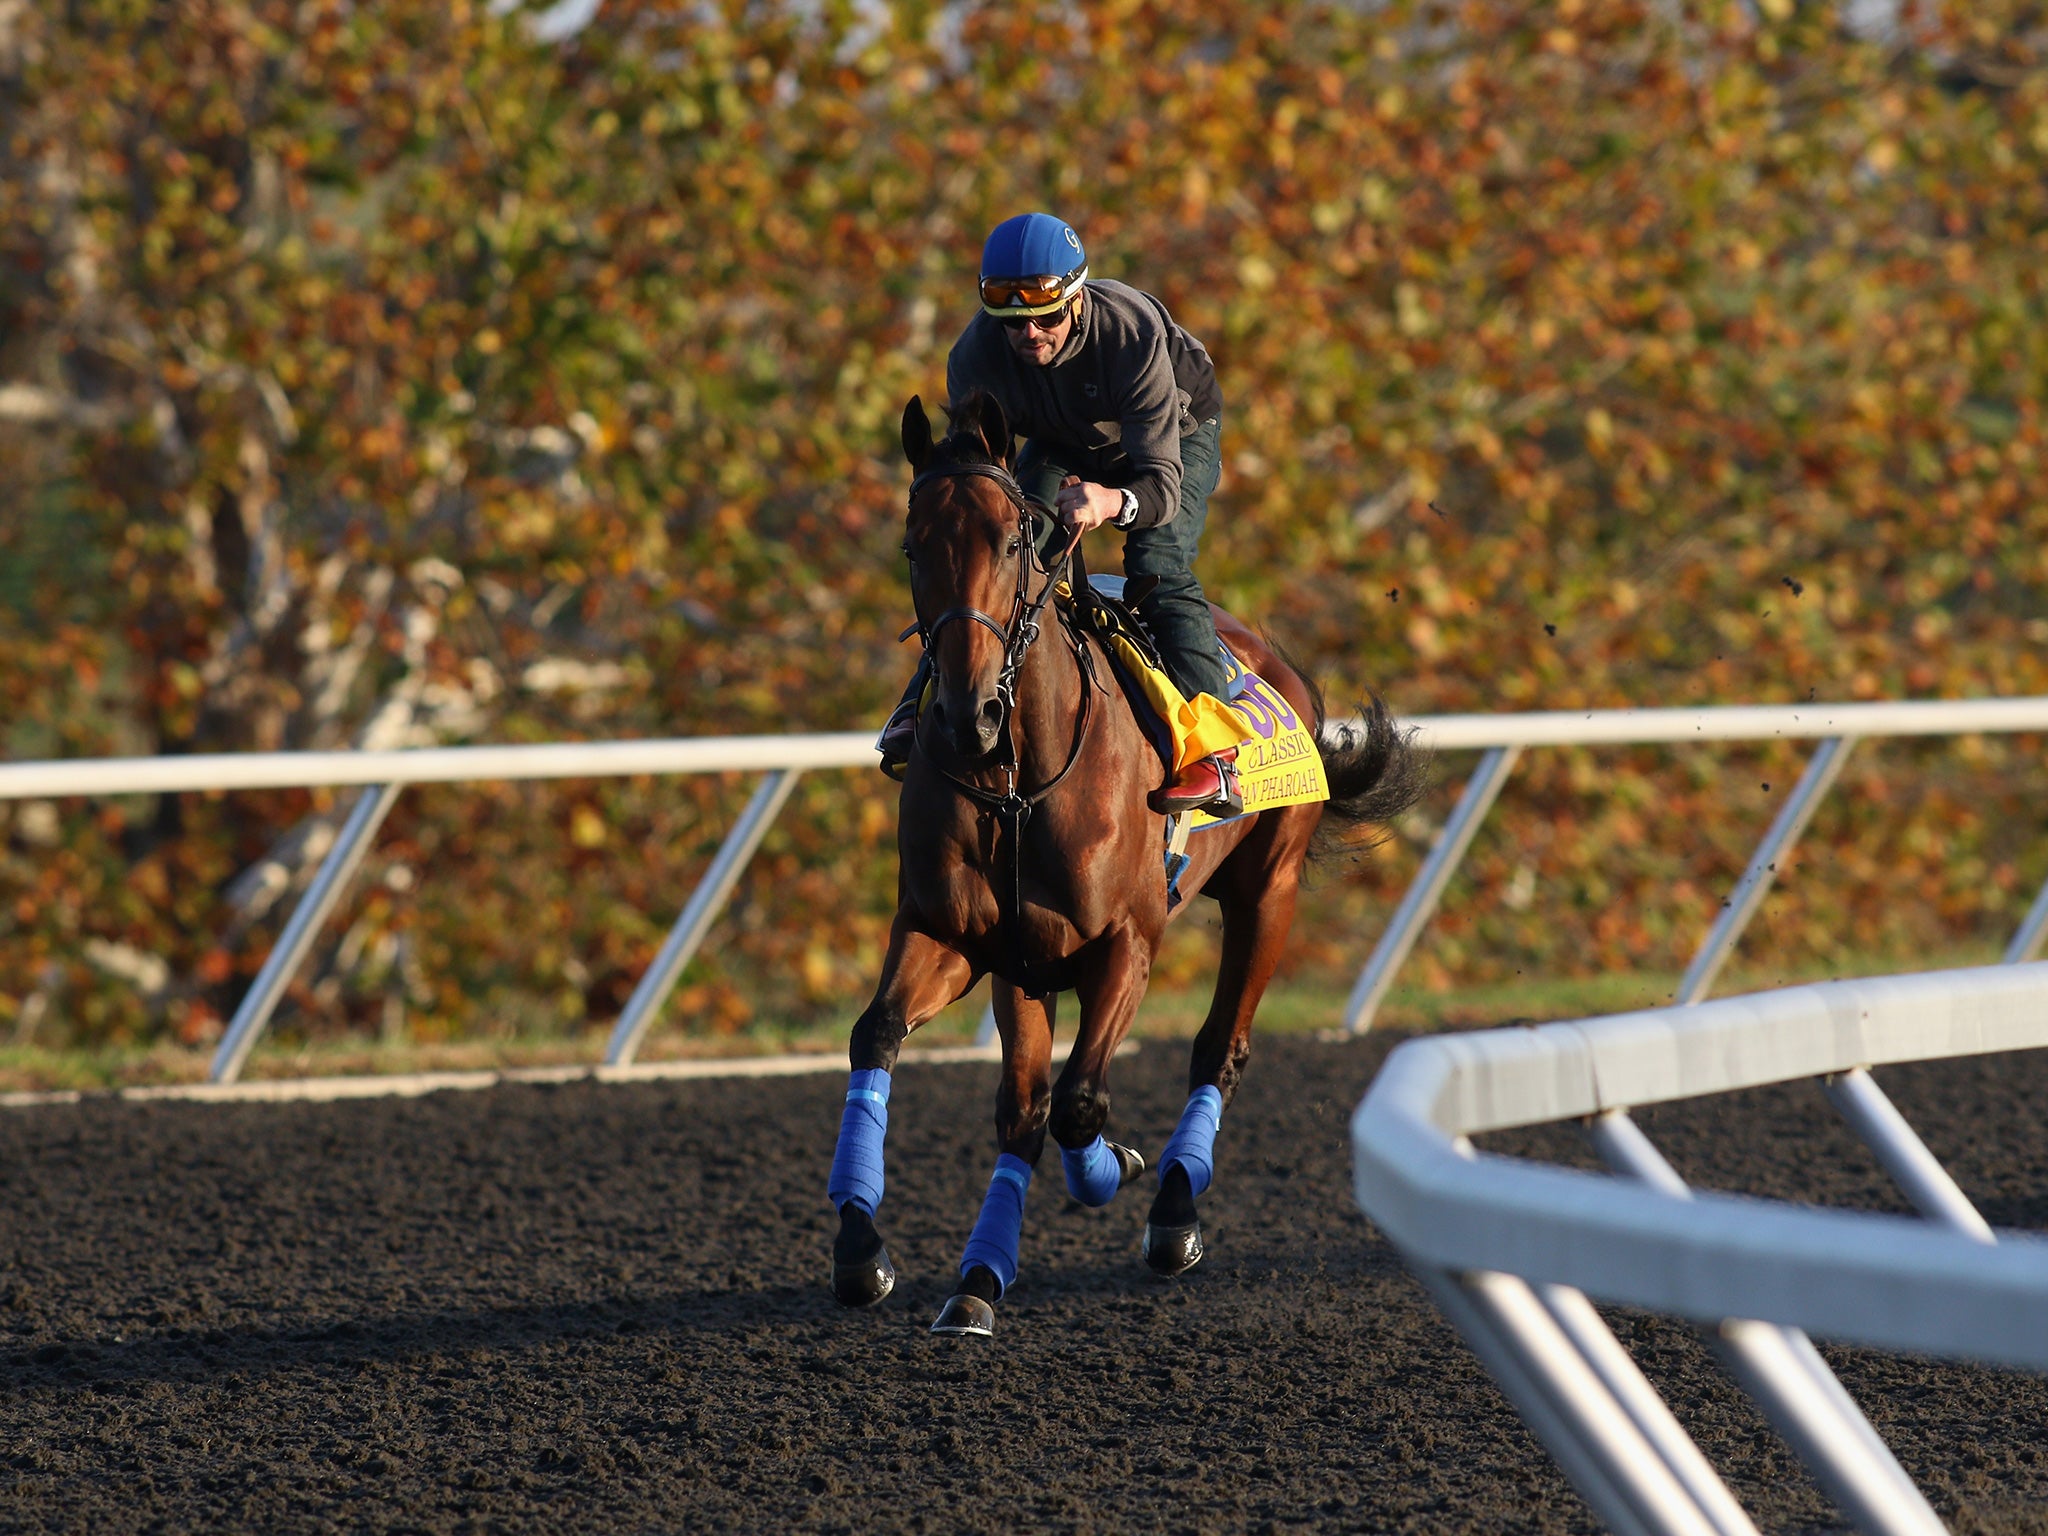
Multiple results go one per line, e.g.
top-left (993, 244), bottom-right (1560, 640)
top-left (900, 391), bottom-right (1034, 762)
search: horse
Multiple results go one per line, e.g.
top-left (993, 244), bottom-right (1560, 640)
top-left (826, 390), bottom-right (1428, 1336)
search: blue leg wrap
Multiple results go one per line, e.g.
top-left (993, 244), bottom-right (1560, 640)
top-left (826, 1068), bottom-right (892, 1216)
top-left (1159, 1085), bottom-right (1224, 1199)
top-left (1060, 1134), bottom-right (1123, 1207)
top-left (959, 1153), bottom-right (1034, 1297)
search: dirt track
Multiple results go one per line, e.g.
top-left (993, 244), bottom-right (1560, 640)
top-left (5, 1031), bottom-right (2048, 1534)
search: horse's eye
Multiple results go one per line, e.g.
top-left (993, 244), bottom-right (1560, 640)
top-left (1005, 535), bottom-right (1021, 557)
top-left (901, 542), bottom-right (915, 563)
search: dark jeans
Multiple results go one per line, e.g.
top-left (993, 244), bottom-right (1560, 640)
top-left (1015, 415), bottom-right (1229, 702)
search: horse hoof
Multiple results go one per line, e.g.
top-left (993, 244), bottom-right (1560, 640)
top-left (832, 1244), bottom-right (896, 1308)
top-left (1108, 1140), bottom-right (1147, 1189)
top-left (832, 1207), bottom-right (897, 1308)
top-left (1143, 1219), bottom-right (1203, 1277)
top-left (930, 1293), bottom-right (996, 1337)
top-left (832, 1241), bottom-right (896, 1308)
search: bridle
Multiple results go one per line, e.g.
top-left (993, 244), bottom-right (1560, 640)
top-left (901, 458), bottom-right (1101, 995)
top-left (903, 462), bottom-right (1059, 718)
top-left (901, 460), bottom-right (1098, 800)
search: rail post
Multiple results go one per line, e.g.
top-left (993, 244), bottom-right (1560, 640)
top-left (1534, 1282), bottom-right (1760, 1535)
top-left (1428, 1264), bottom-right (1731, 1536)
top-left (605, 769), bottom-right (802, 1067)
top-left (1675, 735), bottom-right (1857, 1006)
top-left (210, 782), bottom-right (404, 1084)
top-left (1823, 1067), bottom-right (1995, 1242)
top-left (1586, 1108), bottom-right (1944, 1534)
top-left (2006, 874), bottom-right (2048, 964)
top-left (1342, 745), bottom-right (1521, 1034)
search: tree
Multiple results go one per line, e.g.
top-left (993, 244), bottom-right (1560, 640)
top-left (2, 0), bottom-right (2043, 1057)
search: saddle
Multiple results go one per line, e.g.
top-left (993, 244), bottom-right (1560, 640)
top-left (1062, 572), bottom-right (1336, 904)
top-left (1063, 572), bottom-right (1256, 779)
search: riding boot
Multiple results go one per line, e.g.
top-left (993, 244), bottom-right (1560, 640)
top-left (1149, 745), bottom-right (1243, 817)
top-left (875, 698), bottom-right (919, 780)
top-left (875, 660), bottom-right (931, 778)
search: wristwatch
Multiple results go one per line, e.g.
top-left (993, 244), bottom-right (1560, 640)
top-left (1114, 487), bottom-right (1140, 528)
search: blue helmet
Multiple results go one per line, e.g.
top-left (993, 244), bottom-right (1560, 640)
top-left (978, 213), bottom-right (1088, 319)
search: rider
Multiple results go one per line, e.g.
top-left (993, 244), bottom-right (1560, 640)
top-left (876, 211), bottom-right (1243, 817)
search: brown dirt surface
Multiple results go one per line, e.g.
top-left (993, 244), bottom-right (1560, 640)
top-left (3, 1032), bottom-right (2046, 1533)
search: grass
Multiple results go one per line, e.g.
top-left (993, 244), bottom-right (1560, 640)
top-left (0, 943), bottom-right (2007, 1095)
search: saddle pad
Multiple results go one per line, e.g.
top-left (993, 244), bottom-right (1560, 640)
top-left (1079, 575), bottom-right (1251, 773)
top-left (1184, 647), bottom-right (1330, 829)
top-left (1085, 576), bottom-right (1328, 829)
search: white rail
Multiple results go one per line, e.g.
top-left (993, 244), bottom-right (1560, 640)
top-left (2, 697), bottom-right (2044, 1083)
top-left (1340, 697), bottom-right (2048, 1032)
top-left (1351, 962), bottom-right (2048, 1534)
top-left (3, 698), bottom-right (2044, 801)
top-left (0, 733), bottom-right (880, 798)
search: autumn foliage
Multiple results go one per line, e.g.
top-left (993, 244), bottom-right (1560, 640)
top-left (2, 1), bottom-right (2044, 1052)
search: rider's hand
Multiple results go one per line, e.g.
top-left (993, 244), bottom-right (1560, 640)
top-left (1056, 474), bottom-right (1122, 534)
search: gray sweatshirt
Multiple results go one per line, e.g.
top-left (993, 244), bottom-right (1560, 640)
top-left (946, 279), bottom-right (1223, 530)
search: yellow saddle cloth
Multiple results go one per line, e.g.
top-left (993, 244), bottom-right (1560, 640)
top-left (1075, 577), bottom-right (1330, 822)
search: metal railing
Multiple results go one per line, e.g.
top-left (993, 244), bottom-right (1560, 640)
top-left (1339, 697), bottom-right (2048, 1032)
top-left (1, 698), bottom-right (2044, 1083)
top-left (0, 733), bottom-right (871, 1082)
top-left (1350, 961), bottom-right (2048, 1535)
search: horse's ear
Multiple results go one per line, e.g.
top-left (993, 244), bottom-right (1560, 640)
top-left (974, 392), bottom-right (1012, 466)
top-left (901, 396), bottom-right (933, 471)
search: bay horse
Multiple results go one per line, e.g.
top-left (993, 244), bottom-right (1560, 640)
top-left (827, 391), bottom-right (1427, 1336)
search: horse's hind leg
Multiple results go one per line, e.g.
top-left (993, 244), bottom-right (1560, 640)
top-left (829, 924), bottom-right (975, 1309)
top-left (932, 983), bottom-right (1054, 1337)
top-left (1145, 847), bottom-right (1304, 1277)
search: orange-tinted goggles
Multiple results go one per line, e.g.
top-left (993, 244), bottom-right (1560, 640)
top-left (979, 271), bottom-right (1081, 315)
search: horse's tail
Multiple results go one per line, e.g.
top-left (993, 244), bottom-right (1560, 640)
top-left (1311, 691), bottom-right (1432, 860)
top-left (1265, 638), bottom-right (1432, 863)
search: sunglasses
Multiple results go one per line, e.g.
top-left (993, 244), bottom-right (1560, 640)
top-left (998, 304), bottom-right (1073, 333)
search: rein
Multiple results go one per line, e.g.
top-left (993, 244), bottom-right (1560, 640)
top-left (903, 459), bottom-right (1100, 997)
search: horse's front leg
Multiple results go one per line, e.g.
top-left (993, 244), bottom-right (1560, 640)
top-left (828, 921), bottom-right (976, 1309)
top-left (1047, 922), bottom-right (1153, 1213)
top-left (931, 982), bottom-right (1054, 1338)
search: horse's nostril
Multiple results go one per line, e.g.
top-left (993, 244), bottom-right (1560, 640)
top-left (978, 698), bottom-right (1003, 727)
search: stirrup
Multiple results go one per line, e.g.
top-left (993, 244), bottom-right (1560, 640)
top-left (1149, 750), bottom-right (1243, 818)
